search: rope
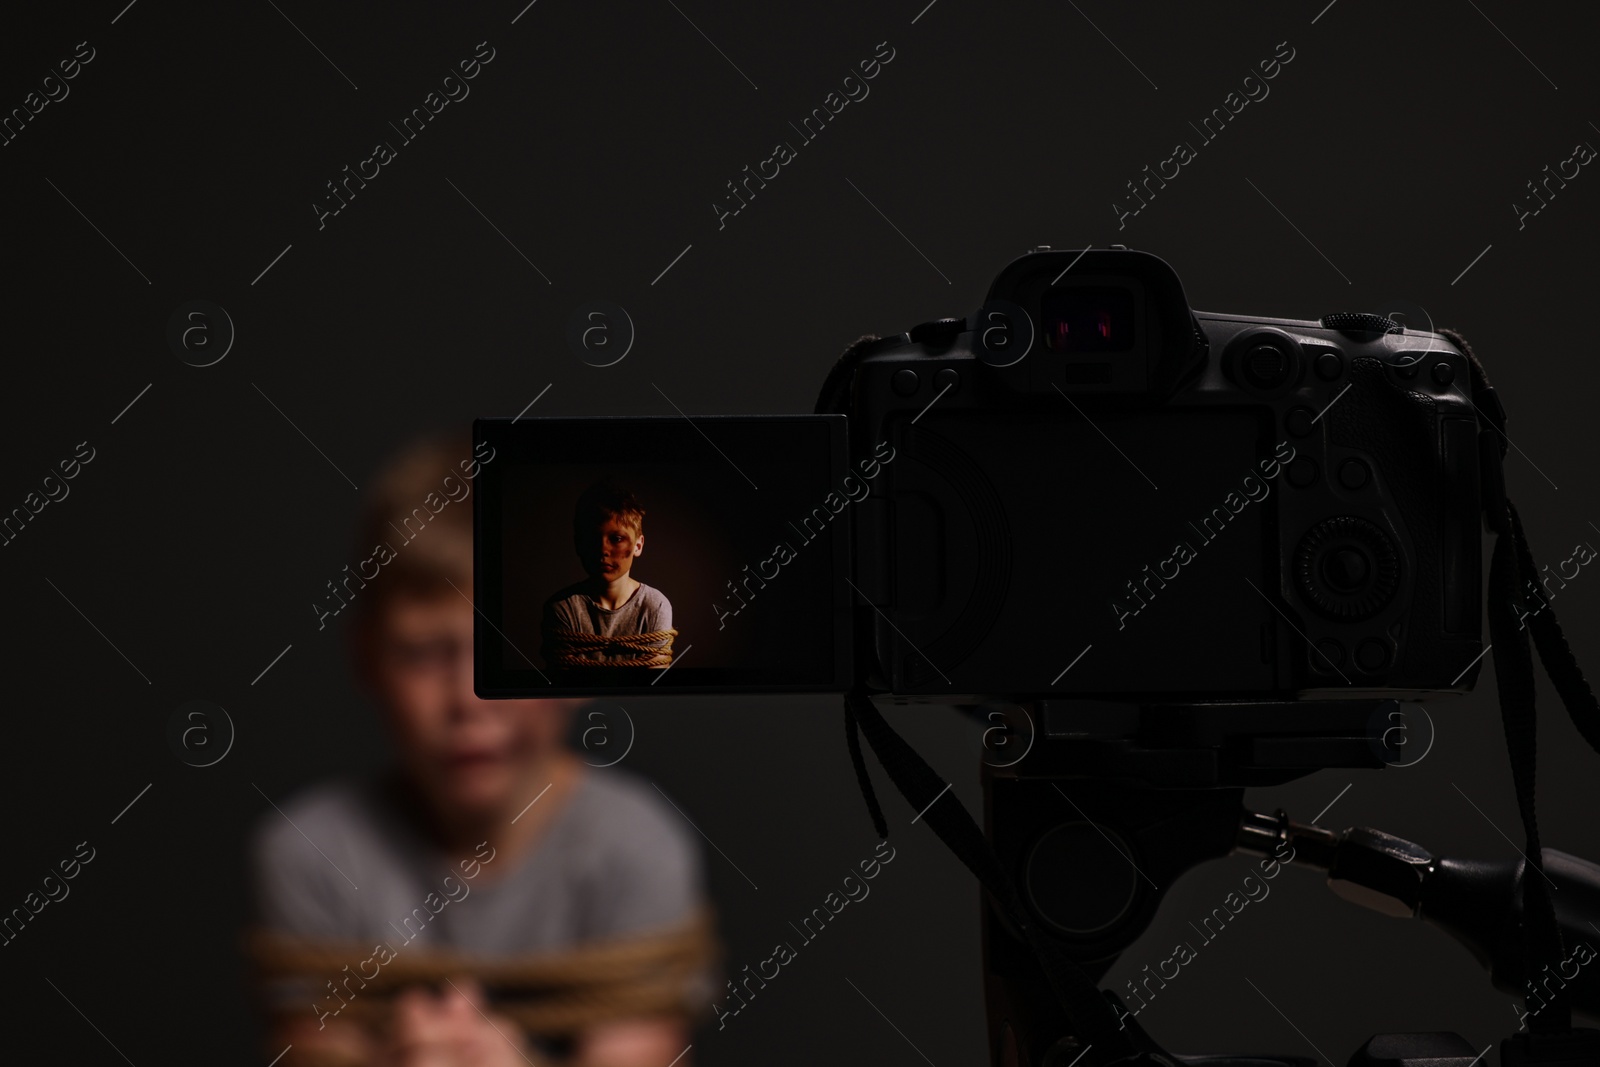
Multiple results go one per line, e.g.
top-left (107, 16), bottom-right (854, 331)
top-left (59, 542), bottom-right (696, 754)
top-left (546, 629), bottom-right (677, 668)
top-left (247, 905), bottom-right (719, 1038)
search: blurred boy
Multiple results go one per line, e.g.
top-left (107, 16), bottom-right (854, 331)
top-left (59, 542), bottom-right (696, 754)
top-left (248, 436), bottom-right (715, 1067)
top-left (541, 482), bottom-right (676, 670)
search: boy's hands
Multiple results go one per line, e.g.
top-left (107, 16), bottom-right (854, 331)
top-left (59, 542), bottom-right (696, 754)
top-left (376, 979), bottom-right (539, 1067)
top-left (367, 976), bottom-right (690, 1067)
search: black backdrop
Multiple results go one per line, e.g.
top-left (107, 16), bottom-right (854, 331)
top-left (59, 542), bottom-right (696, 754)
top-left (3, 1), bottom-right (1600, 1064)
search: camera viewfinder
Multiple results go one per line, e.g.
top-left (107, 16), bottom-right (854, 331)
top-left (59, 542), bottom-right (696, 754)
top-left (1041, 286), bottom-right (1136, 353)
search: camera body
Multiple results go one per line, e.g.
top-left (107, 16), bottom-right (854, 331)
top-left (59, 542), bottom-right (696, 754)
top-left (829, 248), bottom-right (1485, 702)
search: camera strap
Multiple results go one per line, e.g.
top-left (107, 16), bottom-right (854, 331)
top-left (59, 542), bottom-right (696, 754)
top-left (826, 331), bottom-right (1161, 1063)
top-left (1449, 326), bottom-right (1600, 1034)
top-left (1484, 495), bottom-right (1570, 1032)
top-left (843, 692), bottom-right (1152, 1065)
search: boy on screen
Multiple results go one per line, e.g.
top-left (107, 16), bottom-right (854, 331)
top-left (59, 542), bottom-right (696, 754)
top-left (541, 481), bottom-right (677, 669)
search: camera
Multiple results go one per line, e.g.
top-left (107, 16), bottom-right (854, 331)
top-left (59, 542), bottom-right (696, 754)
top-left (472, 248), bottom-right (1600, 1067)
top-left (825, 246), bottom-right (1485, 701)
top-left (475, 247), bottom-right (1485, 702)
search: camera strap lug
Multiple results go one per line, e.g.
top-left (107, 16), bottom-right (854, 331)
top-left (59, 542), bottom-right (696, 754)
top-left (1440, 327), bottom-right (1509, 530)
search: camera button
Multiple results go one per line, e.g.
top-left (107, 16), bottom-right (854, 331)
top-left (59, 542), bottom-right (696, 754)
top-left (1316, 640), bottom-right (1346, 669)
top-left (935, 368), bottom-right (960, 392)
top-left (892, 369), bottom-right (920, 396)
top-left (1287, 457), bottom-right (1319, 487)
top-left (1338, 459), bottom-right (1371, 490)
top-left (1314, 351), bottom-right (1344, 381)
top-left (1431, 361), bottom-right (1455, 386)
top-left (1286, 407), bottom-right (1316, 437)
top-left (1356, 639), bottom-right (1391, 671)
top-left (1243, 344), bottom-right (1294, 389)
top-left (908, 317), bottom-right (964, 345)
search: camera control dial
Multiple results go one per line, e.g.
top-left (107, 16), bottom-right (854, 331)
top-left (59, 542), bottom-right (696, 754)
top-left (1295, 516), bottom-right (1400, 622)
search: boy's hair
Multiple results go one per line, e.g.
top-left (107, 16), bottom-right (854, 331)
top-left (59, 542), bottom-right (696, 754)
top-left (572, 481), bottom-right (645, 540)
top-left (351, 433), bottom-right (477, 620)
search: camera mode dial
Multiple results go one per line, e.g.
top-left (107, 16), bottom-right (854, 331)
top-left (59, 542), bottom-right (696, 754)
top-left (1320, 312), bottom-right (1402, 336)
top-left (1295, 516), bottom-right (1400, 622)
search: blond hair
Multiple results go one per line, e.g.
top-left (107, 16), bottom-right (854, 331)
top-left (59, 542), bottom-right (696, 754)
top-left (351, 433), bottom-right (485, 617)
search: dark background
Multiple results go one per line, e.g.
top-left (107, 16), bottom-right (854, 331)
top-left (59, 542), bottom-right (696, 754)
top-left (3, 0), bottom-right (1599, 1064)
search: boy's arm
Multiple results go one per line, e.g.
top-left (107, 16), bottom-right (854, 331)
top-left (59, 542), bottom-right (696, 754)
top-left (249, 806), bottom-right (379, 1065)
top-left (646, 592), bottom-right (674, 666)
top-left (543, 595), bottom-right (595, 634)
top-left (574, 784), bottom-right (713, 1061)
top-left (541, 596), bottom-right (580, 665)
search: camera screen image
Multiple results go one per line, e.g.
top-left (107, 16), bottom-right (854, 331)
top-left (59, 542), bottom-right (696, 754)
top-left (473, 415), bottom-right (852, 696)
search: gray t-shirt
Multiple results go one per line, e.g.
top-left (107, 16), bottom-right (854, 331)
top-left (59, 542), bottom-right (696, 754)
top-left (248, 764), bottom-right (711, 1018)
top-left (542, 582), bottom-right (673, 663)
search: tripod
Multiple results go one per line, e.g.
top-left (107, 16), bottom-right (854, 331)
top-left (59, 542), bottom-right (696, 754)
top-left (979, 699), bottom-right (1600, 1067)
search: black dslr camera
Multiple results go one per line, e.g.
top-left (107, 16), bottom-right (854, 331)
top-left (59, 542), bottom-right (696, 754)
top-left (474, 247), bottom-right (1485, 701)
top-left (823, 246), bottom-right (1485, 701)
top-left (476, 249), bottom-right (1600, 1067)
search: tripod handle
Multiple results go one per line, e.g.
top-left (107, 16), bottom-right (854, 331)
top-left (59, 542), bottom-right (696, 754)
top-left (1422, 848), bottom-right (1600, 1016)
top-left (1238, 813), bottom-right (1600, 1018)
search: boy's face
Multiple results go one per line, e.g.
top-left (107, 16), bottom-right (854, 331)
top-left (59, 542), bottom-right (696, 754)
top-left (577, 514), bottom-right (643, 581)
top-left (360, 591), bottom-right (579, 819)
